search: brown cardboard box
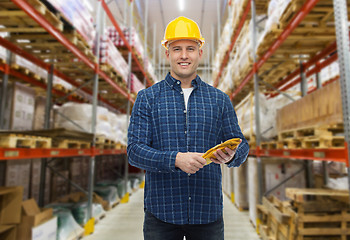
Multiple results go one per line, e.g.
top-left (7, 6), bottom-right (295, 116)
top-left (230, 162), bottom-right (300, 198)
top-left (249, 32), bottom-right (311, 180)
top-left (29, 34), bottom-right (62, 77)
top-left (0, 186), bottom-right (23, 225)
top-left (16, 198), bottom-right (53, 240)
top-left (277, 80), bottom-right (343, 132)
top-left (10, 82), bottom-right (36, 131)
top-left (5, 160), bottom-right (31, 200)
top-left (0, 225), bottom-right (16, 240)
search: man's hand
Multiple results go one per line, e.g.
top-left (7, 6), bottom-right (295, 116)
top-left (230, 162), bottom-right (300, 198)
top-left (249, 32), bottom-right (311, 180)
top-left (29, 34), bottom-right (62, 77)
top-left (211, 139), bottom-right (242, 164)
top-left (175, 152), bottom-right (206, 174)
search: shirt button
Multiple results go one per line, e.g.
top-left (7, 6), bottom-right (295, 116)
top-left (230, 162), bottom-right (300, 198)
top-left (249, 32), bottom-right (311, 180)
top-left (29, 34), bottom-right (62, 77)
top-left (189, 197), bottom-right (191, 200)
top-left (188, 173), bottom-right (191, 176)
top-left (185, 131), bottom-right (187, 134)
top-left (177, 81), bottom-right (180, 84)
top-left (180, 91), bottom-right (183, 94)
top-left (184, 110), bottom-right (187, 113)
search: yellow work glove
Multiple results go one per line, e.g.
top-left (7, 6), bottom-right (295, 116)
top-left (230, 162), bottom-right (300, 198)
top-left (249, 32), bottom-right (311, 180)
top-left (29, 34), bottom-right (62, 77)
top-left (202, 138), bottom-right (241, 165)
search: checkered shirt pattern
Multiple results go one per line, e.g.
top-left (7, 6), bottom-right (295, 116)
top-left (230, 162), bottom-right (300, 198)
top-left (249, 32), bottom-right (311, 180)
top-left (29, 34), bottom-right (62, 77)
top-left (127, 73), bottom-right (249, 225)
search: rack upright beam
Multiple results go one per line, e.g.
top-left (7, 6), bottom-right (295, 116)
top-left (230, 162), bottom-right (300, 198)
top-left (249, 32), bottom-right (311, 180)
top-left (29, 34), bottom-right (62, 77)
top-left (333, 0), bottom-right (350, 201)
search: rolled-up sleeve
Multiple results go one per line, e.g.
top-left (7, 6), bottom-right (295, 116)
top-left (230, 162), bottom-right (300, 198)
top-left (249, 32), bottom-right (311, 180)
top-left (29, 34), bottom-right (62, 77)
top-left (221, 94), bottom-right (249, 168)
top-left (127, 90), bottom-right (178, 173)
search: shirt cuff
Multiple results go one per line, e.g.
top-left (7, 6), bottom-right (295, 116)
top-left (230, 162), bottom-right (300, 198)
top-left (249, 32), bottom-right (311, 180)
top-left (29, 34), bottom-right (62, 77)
top-left (165, 151), bottom-right (178, 172)
top-left (226, 147), bottom-right (248, 168)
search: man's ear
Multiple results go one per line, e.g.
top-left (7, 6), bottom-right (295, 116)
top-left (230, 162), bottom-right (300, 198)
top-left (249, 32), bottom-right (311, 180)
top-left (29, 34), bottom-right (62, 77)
top-left (199, 49), bottom-right (203, 59)
top-left (165, 50), bottom-right (169, 58)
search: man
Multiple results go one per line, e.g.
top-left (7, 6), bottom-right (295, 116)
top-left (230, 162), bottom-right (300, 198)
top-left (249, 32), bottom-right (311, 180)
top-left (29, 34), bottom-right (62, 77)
top-left (127, 16), bottom-right (249, 240)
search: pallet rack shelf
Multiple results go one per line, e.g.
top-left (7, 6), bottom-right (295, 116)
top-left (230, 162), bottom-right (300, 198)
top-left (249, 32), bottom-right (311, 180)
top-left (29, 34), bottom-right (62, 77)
top-left (0, 0), bottom-right (135, 111)
top-left (230, 0), bottom-right (323, 102)
top-left (0, 0), bottom-right (149, 230)
top-left (215, 0), bottom-right (350, 205)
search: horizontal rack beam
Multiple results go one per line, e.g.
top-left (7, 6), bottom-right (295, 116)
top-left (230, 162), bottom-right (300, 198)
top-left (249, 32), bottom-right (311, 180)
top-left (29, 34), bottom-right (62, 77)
top-left (0, 148), bottom-right (126, 160)
top-left (250, 146), bottom-right (349, 166)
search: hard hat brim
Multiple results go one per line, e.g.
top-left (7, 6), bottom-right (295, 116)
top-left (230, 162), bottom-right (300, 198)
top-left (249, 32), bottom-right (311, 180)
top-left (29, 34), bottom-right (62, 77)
top-left (161, 37), bottom-right (205, 50)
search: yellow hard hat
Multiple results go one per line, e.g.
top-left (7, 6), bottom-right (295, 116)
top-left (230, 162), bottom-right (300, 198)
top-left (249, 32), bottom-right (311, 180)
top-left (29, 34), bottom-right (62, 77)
top-left (161, 16), bottom-right (205, 50)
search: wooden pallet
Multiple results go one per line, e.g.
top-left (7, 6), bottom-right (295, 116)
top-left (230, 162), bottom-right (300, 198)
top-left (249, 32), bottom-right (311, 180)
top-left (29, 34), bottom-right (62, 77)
top-left (52, 139), bottom-right (91, 149)
top-left (286, 188), bottom-right (350, 240)
top-left (0, 133), bottom-right (51, 148)
top-left (95, 137), bottom-right (117, 149)
top-left (261, 141), bottom-right (278, 150)
top-left (277, 136), bottom-right (345, 149)
top-left (276, 124), bottom-right (345, 149)
top-left (100, 63), bottom-right (124, 81)
top-left (0, 0), bottom-right (63, 32)
top-left (10, 63), bottom-right (45, 82)
top-left (279, 125), bottom-right (343, 139)
top-left (257, 196), bottom-right (295, 240)
top-left (27, 0), bottom-right (63, 31)
top-left (258, 189), bottom-right (350, 240)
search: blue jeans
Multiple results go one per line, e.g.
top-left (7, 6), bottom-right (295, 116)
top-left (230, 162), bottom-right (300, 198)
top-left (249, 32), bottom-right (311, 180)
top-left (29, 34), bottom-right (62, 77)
top-left (143, 209), bottom-right (224, 240)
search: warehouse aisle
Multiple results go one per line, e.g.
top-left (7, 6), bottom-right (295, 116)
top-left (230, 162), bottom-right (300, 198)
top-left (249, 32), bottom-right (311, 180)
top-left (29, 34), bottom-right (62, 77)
top-left (84, 189), bottom-right (260, 240)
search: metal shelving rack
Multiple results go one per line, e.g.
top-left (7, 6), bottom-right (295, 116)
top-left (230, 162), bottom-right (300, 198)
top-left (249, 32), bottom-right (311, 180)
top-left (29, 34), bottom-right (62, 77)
top-left (0, 0), bottom-right (151, 229)
top-left (215, 0), bottom-right (350, 202)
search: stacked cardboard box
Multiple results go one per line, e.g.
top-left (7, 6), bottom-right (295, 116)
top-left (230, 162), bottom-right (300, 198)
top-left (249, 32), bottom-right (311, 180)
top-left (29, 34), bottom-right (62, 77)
top-left (17, 198), bottom-right (56, 240)
top-left (5, 82), bottom-right (36, 131)
top-left (0, 186), bottom-right (23, 240)
top-left (5, 160), bottom-right (31, 200)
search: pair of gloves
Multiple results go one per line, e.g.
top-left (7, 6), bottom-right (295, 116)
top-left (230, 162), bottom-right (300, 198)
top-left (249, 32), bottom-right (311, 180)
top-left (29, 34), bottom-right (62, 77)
top-left (202, 138), bottom-right (241, 165)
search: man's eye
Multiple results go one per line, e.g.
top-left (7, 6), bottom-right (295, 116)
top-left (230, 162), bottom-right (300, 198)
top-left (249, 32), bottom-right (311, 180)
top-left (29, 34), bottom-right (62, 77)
top-left (173, 48), bottom-right (180, 51)
top-left (188, 48), bottom-right (195, 51)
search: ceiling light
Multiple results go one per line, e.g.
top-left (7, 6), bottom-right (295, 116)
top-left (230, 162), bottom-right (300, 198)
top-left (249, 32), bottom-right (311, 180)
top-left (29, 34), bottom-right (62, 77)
top-left (179, 0), bottom-right (185, 11)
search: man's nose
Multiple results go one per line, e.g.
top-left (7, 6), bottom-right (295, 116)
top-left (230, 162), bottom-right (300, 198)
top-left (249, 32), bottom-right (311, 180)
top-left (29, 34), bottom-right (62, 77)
top-left (180, 50), bottom-right (188, 59)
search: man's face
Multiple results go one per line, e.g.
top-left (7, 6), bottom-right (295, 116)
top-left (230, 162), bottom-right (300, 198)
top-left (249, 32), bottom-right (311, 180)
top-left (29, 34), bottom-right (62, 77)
top-left (166, 40), bottom-right (203, 82)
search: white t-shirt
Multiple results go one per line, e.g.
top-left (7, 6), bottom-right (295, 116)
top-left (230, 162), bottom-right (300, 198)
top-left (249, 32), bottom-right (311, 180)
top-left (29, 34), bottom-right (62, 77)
top-left (182, 87), bottom-right (194, 110)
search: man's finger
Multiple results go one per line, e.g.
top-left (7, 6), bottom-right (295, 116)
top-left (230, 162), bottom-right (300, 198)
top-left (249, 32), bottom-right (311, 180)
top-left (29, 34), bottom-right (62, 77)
top-left (225, 147), bottom-right (234, 156)
top-left (210, 158), bottom-right (222, 164)
top-left (216, 149), bottom-right (228, 159)
top-left (194, 155), bottom-right (207, 165)
top-left (192, 161), bottom-right (204, 169)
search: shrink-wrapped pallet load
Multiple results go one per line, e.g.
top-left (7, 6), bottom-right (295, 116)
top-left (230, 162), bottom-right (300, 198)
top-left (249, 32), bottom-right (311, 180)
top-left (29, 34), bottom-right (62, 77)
top-left (100, 34), bottom-right (129, 83)
top-left (54, 103), bottom-right (128, 144)
top-left (107, 26), bottom-right (145, 60)
top-left (108, 112), bottom-right (127, 145)
top-left (54, 103), bottom-right (112, 139)
top-left (46, 0), bottom-right (96, 47)
top-left (257, 0), bottom-right (293, 56)
top-left (211, 7), bottom-right (234, 82)
top-left (130, 74), bottom-right (145, 94)
top-left (217, 60), bottom-right (235, 94)
top-left (235, 92), bottom-right (270, 139)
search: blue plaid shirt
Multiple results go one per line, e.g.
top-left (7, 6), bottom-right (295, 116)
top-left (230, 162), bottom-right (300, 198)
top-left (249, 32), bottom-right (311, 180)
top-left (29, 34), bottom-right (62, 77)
top-left (127, 73), bottom-right (249, 225)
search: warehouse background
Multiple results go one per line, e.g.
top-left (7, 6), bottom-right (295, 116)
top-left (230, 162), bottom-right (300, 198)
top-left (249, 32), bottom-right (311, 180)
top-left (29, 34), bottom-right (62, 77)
top-left (0, 0), bottom-right (349, 240)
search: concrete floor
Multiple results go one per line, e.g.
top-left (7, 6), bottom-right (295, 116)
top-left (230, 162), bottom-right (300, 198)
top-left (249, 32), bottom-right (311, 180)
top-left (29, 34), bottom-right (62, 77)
top-left (84, 189), bottom-right (260, 240)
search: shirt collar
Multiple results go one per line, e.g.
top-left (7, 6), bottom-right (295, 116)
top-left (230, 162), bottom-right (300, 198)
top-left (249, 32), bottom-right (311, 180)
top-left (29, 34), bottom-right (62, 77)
top-left (165, 72), bottom-right (202, 90)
